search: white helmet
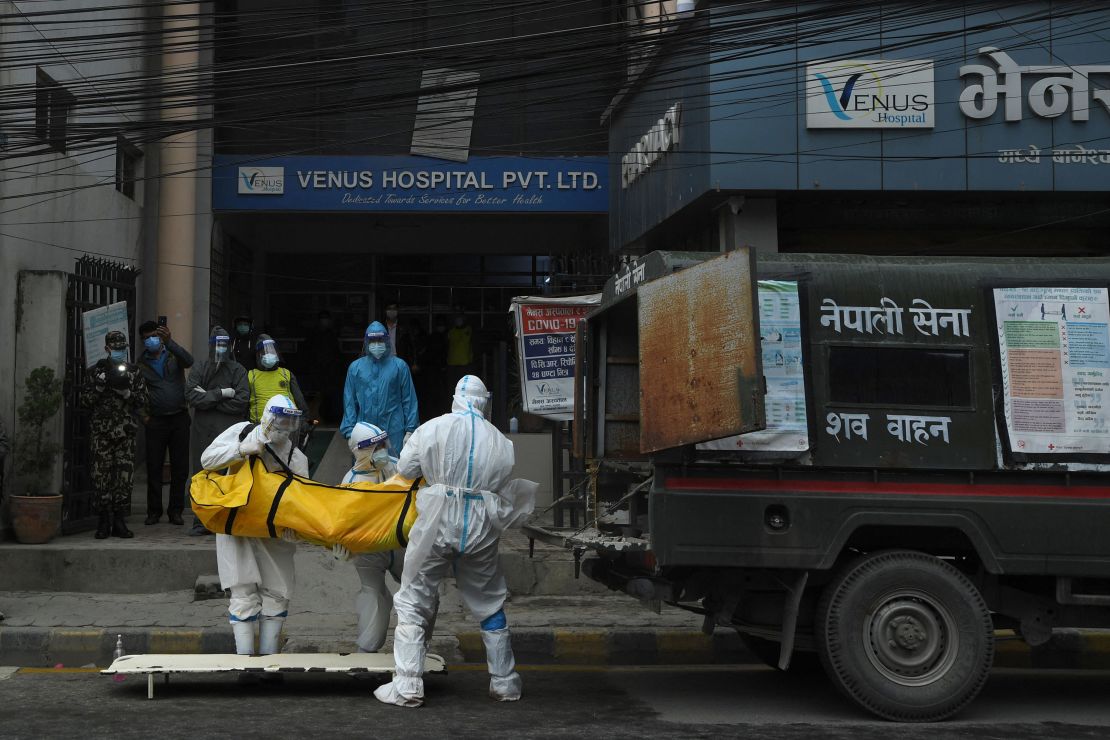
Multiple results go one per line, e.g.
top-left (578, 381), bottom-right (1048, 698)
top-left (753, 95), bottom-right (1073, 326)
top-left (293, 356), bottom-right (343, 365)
top-left (260, 394), bottom-right (302, 441)
top-left (348, 421), bottom-right (389, 468)
top-left (452, 374), bottom-right (491, 416)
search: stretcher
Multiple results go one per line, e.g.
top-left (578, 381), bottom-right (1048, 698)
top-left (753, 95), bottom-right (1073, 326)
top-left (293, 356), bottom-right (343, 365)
top-left (101, 652), bottom-right (447, 699)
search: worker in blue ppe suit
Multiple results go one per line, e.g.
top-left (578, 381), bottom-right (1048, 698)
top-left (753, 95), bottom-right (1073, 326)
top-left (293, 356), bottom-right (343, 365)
top-left (374, 375), bottom-right (537, 708)
top-left (341, 321), bottom-right (419, 457)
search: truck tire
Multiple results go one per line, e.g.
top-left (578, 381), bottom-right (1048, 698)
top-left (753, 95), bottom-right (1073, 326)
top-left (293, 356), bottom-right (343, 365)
top-left (815, 550), bottom-right (993, 722)
top-left (738, 633), bottom-right (821, 673)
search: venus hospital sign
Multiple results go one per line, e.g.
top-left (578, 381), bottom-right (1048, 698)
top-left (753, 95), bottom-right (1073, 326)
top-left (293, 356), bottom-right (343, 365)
top-left (806, 47), bottom-right (1110, 129)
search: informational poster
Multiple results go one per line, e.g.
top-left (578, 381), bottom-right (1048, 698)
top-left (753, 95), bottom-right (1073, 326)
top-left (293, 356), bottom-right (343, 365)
top-left (512, 294), bottom-right (600, 421)
top-left (993, 286), bottom-right (1110, 457)
top-left (700, 281), bottom-right (809, 453)
top-left (82, 301), bottom-right (130, 368)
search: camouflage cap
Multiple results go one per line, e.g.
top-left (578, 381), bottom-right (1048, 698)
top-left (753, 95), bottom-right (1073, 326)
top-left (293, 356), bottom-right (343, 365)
top-left (105, 330), bottom-right (128, 349)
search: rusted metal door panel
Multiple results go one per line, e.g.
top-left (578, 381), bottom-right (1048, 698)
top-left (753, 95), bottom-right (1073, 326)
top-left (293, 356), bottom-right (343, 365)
top-left (637, 249), bottom-right (764, 453)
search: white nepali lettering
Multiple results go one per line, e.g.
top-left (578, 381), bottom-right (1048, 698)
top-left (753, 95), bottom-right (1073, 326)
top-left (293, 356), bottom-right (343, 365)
top-left (885, 415), bottom-right (952, 445)
top-left (960, 47), bottom-right (1110, 122)
top-left (820, 298), bottom-right (968, 338)
top-left (825, 412), bottom-right (871, 442)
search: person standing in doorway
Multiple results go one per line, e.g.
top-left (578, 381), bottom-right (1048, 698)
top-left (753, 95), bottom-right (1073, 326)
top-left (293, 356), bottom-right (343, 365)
top-left (81, 331), bottom-right (148, 538)
top-left (137, 319), bottom-right (194, 525)
top-left (303, 310), bottom-right (344, 424)
top-left (231, 314), bottom-right (257, 372)
top-left (384, 302), bottom-right (415, 365)
top-left (185, 327), bottom-right (249, 535)
top-left (248, 334), bottom-right (309, 425)
top-left (445, 306), bottom-right (475, 404)
top-left (341, 321), bottom-right (419, 458)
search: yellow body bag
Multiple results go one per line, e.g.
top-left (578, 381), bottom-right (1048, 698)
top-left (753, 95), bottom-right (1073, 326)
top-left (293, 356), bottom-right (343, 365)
top-left (189, 456), bottom-right (418, 553)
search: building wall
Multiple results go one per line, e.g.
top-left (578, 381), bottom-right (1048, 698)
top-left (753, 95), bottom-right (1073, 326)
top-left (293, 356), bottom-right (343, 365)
top-left (0, 0), bottom-right (160, 493)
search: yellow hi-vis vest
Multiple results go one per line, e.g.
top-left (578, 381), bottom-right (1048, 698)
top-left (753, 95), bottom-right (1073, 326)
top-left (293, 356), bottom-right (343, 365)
top-left (189, 455), bottom-right (419, 553)
top-left (248, 368), bottom-right (294, 422)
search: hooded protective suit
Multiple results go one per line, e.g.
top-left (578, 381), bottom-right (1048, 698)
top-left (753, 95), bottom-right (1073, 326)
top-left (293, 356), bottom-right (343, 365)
top-left (374, 375), bottom-right (536, 708)
top-left (340, 321), bottom-right (419, 457)
top-left (342, 422), bottom-right (404, 652)
top-left (186, 327), bottom-right (250, 478)
top-left (200, 394), bottom-right (309, 655)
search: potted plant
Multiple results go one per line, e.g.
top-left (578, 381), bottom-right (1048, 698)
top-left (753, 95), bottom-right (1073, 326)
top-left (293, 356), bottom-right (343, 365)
top-left (10, 366), bottom-right (64, 543)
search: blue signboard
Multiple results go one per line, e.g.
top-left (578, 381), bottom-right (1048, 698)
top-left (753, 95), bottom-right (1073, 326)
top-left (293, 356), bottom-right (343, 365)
top-left (213, 154), bottom-right (607, 213)
top-left (609, 3), bottom-right (1110, 246)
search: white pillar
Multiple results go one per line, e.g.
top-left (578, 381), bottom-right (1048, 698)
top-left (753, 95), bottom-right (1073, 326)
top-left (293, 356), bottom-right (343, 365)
top-left (717, 197), bottom-right (779, 254)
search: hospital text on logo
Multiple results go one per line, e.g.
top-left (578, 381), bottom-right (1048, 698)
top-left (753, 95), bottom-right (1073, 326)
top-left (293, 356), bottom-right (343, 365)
top-left (237, 166), bottom-right (285, 195)
top-left (806, 59), bottom-right (935, 129)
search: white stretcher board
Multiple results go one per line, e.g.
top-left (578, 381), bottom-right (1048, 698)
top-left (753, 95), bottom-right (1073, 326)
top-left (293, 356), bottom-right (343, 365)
top-left (101, 652), bottom-right (447, 699)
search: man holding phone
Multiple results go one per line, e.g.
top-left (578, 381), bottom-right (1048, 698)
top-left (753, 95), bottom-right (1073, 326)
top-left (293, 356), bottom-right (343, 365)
top-left (137, 318), bottom-right (194, 525)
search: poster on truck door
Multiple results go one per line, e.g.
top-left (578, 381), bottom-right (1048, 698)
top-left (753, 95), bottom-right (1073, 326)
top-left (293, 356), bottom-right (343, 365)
top-left (512, 294), bottom-right (600, 421)
top-left (699, 280), bottom-right (809, 453)
top-left (993, 286), bottom-right (1110, 457)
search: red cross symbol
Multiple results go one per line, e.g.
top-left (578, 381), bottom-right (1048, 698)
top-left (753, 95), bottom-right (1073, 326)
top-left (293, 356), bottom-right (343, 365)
top-left (1048, 443), bottom-right (1056, 450)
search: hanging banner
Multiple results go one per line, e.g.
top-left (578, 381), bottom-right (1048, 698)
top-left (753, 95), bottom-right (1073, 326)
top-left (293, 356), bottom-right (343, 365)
top-left (511, 294), bottom-right (600, 421)
top-left (993, 286), bottom-right (1110, 457)
top-left (82, 301), bottom-right (130, 368)
top-left (700, 280), bottom-right (809, 453)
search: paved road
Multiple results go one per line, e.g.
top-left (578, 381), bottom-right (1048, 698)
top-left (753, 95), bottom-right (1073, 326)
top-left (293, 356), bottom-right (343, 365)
top-left (2, 665), bottom-right (1110, 738)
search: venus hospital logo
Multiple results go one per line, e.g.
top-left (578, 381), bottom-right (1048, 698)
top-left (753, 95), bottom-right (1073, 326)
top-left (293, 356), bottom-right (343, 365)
top-left (807, 59), bottom-right (935, 129)
top-left (237, 166), bottom-right (284, 195)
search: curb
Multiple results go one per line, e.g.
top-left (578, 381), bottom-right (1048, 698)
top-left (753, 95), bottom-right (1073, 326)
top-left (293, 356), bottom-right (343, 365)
top-left (5, 626), bottom-right (1110, 670)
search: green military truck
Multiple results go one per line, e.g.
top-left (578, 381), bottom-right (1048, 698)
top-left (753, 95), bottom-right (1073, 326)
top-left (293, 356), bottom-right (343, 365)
top-left (527, 249), bottom-right (1110, 721)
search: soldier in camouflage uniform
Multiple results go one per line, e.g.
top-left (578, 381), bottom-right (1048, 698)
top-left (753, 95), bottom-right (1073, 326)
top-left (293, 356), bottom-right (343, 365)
top-left (81, 330), bottom-right (148, 539)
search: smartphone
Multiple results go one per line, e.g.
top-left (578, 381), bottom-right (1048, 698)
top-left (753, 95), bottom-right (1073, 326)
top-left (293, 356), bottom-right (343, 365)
top-left (157, 315), bottom-right (167, 327)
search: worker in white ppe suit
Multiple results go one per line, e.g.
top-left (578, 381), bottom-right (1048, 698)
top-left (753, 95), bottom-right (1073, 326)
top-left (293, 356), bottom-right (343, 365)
top-left (375, 375), bottom-right (536, 708)
top-left (200, 394), bottom-right (308, 658)
top-left (338, 421), bottom-right (403, 653)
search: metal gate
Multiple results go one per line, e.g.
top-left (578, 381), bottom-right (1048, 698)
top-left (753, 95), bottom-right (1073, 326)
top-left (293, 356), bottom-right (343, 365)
top-left (63, 256), bottom-right (139, 534)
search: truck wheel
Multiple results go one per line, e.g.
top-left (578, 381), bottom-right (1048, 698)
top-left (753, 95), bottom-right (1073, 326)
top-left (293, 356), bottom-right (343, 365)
top-left (739, 633), bottom-right (821, 673)
top-left (816, 550), bottom-right (993, 722)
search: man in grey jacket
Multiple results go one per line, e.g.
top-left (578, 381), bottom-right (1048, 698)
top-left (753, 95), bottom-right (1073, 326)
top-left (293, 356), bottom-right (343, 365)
top-left (185, 326), bottom-right (249, 535)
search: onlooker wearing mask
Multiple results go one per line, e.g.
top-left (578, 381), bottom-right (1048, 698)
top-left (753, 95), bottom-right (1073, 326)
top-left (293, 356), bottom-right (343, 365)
top-left (80, 331), bottom-right (148, 538)
top-left (185, 327), bottom-right (250, 535)
top-left (384, 302), bottom-right (415, 364)
top-left (231, 314), bottom-right (257, 372)
top-left (248, 334), bottom-right (309, 440)
top-left (340, 321), bottom-right (419, 458)
top-left (446, 307), bottom-right (474, 399)
top-left (136, 320), bottom-right (194, 525)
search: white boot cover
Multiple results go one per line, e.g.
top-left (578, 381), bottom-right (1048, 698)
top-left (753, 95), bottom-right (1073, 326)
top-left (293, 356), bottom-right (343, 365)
top-left (481, 627), bottom-right (522, 701)
top-left (231, 620), bottom-right (256, 656)
top-left (258, 616), bottom-right (285, 655)
top-left (374, 623), bottom-right (425, 707)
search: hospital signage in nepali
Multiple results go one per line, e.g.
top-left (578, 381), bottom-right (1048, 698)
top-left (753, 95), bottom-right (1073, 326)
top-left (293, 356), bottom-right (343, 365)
top-left (512, 296), bottom-right (600, 421)
top-left (214, 155), bottom-right (607, 213)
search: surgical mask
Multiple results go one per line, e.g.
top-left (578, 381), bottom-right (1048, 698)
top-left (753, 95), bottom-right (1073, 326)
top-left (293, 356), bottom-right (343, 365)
top-left (319, 318), bottom-right (333, 329)
top-left (454, 316), bottom-right (465, 327)
top-left (386, 309), bottom-right (398, 321)
top-left (109, 349), bottom-right (128, 362)
top-left (143, 336), bottom-right (162, 353)
top-left (371, 449), bottom-right (390, 469)
top-left (368, 342), bottom-right (387, 359)
top-left (260, 354), bottom-right (278, 369)
top-left (435, 325), bottom-right (446, 334)
top-left (236, 323), bottom-right (250, 335)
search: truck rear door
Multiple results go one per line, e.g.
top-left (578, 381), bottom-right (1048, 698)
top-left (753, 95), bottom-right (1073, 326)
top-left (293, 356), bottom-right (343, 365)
top-left (638, 249), bottom-right (765, 453)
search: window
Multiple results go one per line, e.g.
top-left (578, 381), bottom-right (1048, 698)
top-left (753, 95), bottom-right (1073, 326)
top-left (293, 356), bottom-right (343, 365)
top-left (115, 137), bottom-right (142, 200)
top-left (828, 346), bottom-right (972, 408)
top-left (35, 68), bottom-right (75, 153)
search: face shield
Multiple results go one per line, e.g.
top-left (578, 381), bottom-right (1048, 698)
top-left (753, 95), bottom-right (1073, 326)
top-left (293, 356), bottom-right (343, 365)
top-left (364, 330), bottom-right (389, 359)
top-left (212, 334), bottom-right (231, 362)
top-left (262, 404), bottom-right (303, 439)
top-left (257, 338), bottom-right (280, 370)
